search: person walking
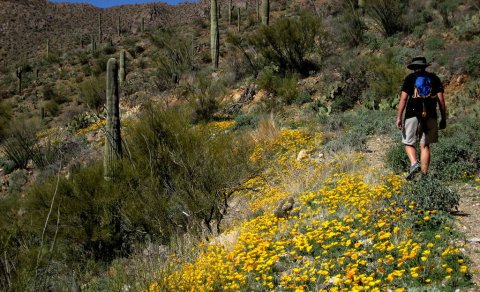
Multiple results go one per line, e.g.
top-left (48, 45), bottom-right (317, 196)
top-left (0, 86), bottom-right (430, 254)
top-left (396, 57), bottom-right (447, 179)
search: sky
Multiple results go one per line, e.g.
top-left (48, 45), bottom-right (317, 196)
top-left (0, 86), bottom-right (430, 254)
top-left (49, 0), bottom-right (188, 8)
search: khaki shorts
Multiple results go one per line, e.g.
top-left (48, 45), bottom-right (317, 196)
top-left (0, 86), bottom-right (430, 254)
top-left (402, 117), bottom-right (438, 145)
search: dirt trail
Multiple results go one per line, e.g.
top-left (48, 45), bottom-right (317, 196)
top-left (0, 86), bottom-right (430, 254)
top-left (365, 134), bottom-right (480, 289)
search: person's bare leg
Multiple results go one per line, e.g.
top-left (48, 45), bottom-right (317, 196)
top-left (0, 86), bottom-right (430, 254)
top-left (405, 145), bottom-right (417, 164)
top-left (420, 143), bottom-right (430, 174)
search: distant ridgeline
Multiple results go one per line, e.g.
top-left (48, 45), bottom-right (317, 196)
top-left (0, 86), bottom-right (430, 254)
top-left (0, 0), bottom-right (202, 66)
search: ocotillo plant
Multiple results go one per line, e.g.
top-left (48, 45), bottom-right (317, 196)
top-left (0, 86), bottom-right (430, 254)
top-left (119, 50), bottom-right (126, 87)
top-left (104, 58), bottom-right (122, 181)
top-left (211, 0), bottom-right (219, 69)
top-left (261, 0), bottom-right (269, 25)
top-left (16, 66), bottom-right (23, 94)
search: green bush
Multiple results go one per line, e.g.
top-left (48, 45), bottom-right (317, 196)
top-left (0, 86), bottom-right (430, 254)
top-left (402, 176), bottom-right (459, 211)
top-left (0, 100), bottom-right (12, 139)
top-left (234, 114), bottom-right (259, 130)
top-left (386, 143), bottom-right (410, 173)
top-left (465, 51), bottom-right (480, 77)
top-left (340, 0), bottom-right (367, 47)
top-left (366, 0), bottom-right (408, 36)
top-left (78, 76), bottom-right (106, 111)
top-left (182, 75), bottom-right (224, 123)
top-left (44, 100), bottom-right (60, 117)
top-left (249, 11), bottom-right (330, 75)
top-left (431, 0), bottom-right (458, 27)
top-left (257, 68), bottom-right (299, 110)
top-left (424, 36), bottom-right (444, 51)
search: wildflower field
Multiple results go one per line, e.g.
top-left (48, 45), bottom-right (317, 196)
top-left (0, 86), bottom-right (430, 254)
top-left (150, 128), bottom-right (472, 291)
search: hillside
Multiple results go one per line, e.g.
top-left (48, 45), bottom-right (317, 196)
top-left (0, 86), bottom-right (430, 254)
top-left (0, 0), bottom-right (479, 290)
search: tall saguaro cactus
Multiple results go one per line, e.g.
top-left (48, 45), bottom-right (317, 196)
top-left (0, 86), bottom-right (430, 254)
top-left (256, 0), bottom-right (260, 22)
top-left (16, 67), bottom-right (23, 94)
top-left (91, 35), bottom-right (96, 54)
top-left (228, 0), bottom-right (232, 24)
top-left (119, 50), bottom-right (126, 87)
top-left (141, 17), bottom-right (145, 33)
top-left (261, 0), bottom-right (269, 25)
top-left (117, 16), bottom-right (121, 36)
top-left (98, 12), bottom-right (103, 42)
top-left (104, 58), bottom-right (122, 181)
top-left (46, 40), bottom-right (50, 58)
top-left (210, 0), bottom-right (220, 69)
top-left (237, 7), bottom-right (241, 32)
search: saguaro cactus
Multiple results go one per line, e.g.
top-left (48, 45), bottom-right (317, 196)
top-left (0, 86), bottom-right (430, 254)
top-left (98, 12), bottom-right (103, 41)
top-left (16, 66), bottom-right (23, 94)
top-left (237, 7), bottom-right (241, 32)
top-left (46, 40), bottom-right (50, 58)
top-left (119, 50), bottom-right (126, 87)
top-left (117, 16), bottom-right (121, 36)
top-left (104, 58), bottom-right (122, 181)
top-left (256, 0), bottom-right (260, 22)
top-left (358, 0), bottom-right (365, 15)
top-left (228, 0), bottom-right (232, 24)
top-left (211, 0), bottom-right (219, 69)
top-left (261, 0), bottom-right (269, 25)
top-left (141, 17), bottom-right (145, 33)
top-left (91, 35), bottom-right (96, 54)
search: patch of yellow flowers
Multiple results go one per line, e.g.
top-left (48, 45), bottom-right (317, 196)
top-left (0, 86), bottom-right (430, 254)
top-left (150, 128), bottom-right (471, 291)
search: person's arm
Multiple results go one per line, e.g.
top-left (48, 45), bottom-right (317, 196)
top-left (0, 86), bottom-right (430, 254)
top-left (437, 92), bottom-right (447, 129)
top-left (396, 91), bottom-right (408, 129)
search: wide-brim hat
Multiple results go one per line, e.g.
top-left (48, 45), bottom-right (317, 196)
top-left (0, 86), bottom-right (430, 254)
top-left (407, 57), bottom-right (431, 70)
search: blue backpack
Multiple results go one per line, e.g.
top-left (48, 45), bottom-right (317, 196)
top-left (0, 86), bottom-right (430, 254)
top-left (414, 76), bottom-right (433, 118)
top-left (414, 76), bottom-right (432, 98)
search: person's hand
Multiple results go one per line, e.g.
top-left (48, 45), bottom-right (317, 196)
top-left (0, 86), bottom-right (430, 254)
top-left (439, 119), bottom-right (446, 130)
top-left (396, 118), bottom-right (402, 129)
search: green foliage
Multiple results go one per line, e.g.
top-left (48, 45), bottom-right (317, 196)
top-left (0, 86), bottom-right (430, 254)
top-left (464, 51), bottom-right (480, 77)
top-left (92, 56), bottom-right (109, 76)
top-left (424, 36), bottom-right (445, 51)
top-left (151, 29), bottom-right (196, 91)
top-left (78, 76), bottom-right (106, 111)
top-left (402, 176), bottom-right (459, 211)
top-left (366, 0), bottom-right (408, 36)
top-left (44, 100), bottom-right (60, 117)
top-left (340, 0), bottom-right (367, 47)
top-left (386, 143), bottom-right (410, 173)
top-left (0, 99), bottom-right (12, 139)
top-left (234, 113), bottom-right (260, 130)
top-left (42, 84), bottom-right (68, 104)
top-left (249, 11), bottom-right (330, 76)
top-left (257, 68), bottom-right (299, 110)
top-left (7, 169), bottom-right (27, 195)
top-left (431, 0), bottom-right (459, 27)
top-left (182, 74), bottom-right (224, 123)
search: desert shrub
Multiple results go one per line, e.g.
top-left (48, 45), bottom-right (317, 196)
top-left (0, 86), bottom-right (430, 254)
top-left (181, 74), bottom-right (225, 123)
top-left (234, 113), bottom-right (260, 130)
top-left (257, 68), bottom-right (299, 110)
top-left (78, 76), bottom-right (106, 111)
top-left (0, 100), bottom-right (12, 139)
top-left (2, 120), bottom-right (60, 170)
top-left (464, 51), bottom-right (480, 77)
top-left (103, 45), bottom-right (116, 55)
top-left (430, 134), bottom-right (479, 181)
top-left (249, 11), bottom-right (331, 76)
top-left (360, 51), bottom-right (405, 109)
top-left (386, 143), bottom-right (410, 173)
top-left (340, 0), bottom-right (367, 47)
top-left (92, 56), bottom-right (109, 76)
top-left (402, 176), bottom-right (459, 211)
top-left (42, 84), bottom-right (68, 104)
top-left (295, 91), bottom-right (312, 105)
top-left (431, 0), bottom-right (459, 27)
top-left (7, 169), bottom-right (27, 195)
top-left (151, 29), bottom-right (197, 91)
top-left (44, 100), bottom-right (60, 117)
top-left (366, 0), bottom-right (408, 36)
top-left (425, 35), bottom-right (445, 51)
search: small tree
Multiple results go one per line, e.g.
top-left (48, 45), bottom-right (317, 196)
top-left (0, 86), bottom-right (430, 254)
top-left (366, 0), bottom-right (407, 36)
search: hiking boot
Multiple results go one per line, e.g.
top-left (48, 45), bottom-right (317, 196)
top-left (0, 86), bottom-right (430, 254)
top-left (406, 163), bottom-right (420, 180)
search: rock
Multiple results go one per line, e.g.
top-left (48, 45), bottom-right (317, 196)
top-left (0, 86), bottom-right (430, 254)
top-left (467, 238), bottom-right (480, 244)
top-left (296, 149), bottom-right (308, 161)
top-left (275, 197), bottom-right (295, 218)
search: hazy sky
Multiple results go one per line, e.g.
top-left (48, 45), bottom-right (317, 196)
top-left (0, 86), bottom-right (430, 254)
top-left (49, 0), bottom-right (189, 8)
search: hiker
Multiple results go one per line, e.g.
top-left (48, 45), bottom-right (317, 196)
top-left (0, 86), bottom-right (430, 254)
top-left (396, 57), bottom-right (447, 179)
